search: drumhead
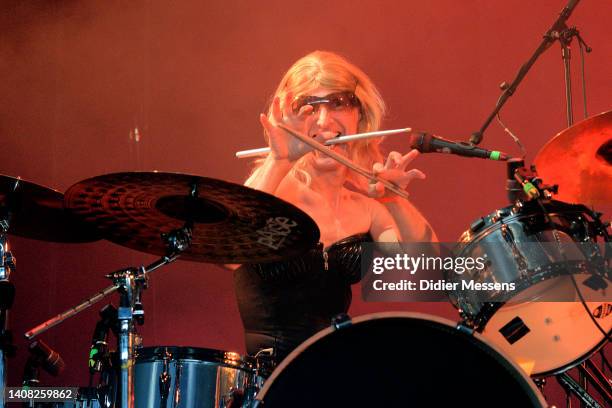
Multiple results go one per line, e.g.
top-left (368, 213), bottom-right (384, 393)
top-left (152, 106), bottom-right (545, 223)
top-left (256, 312), bottom-right (546, 407)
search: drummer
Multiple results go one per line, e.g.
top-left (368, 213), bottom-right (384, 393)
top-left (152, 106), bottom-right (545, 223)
top-left (233, 50), bottom-right (437, 363)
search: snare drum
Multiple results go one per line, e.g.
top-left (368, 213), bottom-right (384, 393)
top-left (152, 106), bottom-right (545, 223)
top-left (134, 346), bottom-right (259, 408)
top-left (255, 312), bottom-right (546, 407)
top-left (448, 200), bottom-right (611, 376)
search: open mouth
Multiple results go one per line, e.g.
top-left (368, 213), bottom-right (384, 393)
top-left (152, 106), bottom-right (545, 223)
top-left (311, 133), bottom-right (348, 158)
top-left (312, 132), bottom-right (341, 143)
top-left (307, 130), bottom-right (350, 161)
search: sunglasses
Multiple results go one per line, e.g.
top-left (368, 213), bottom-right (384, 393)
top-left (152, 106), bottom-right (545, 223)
top-left (291, 91), bottom-right (361, 114)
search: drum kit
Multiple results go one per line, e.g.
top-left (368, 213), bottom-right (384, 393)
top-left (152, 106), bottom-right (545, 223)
top-left (1, 0), bottom-right (609, 406)
top-left (0, 108), bottom-right (609, 407)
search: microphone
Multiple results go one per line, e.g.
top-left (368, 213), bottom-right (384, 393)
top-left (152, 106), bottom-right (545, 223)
top-left (89, 304), bottom-right (117, 373)
top-left (409, 132), bottom-right (509, 161)
top-left (22, 355), bottom-right (40, 386)
top-left (28, 339), bottom-right (65, 377)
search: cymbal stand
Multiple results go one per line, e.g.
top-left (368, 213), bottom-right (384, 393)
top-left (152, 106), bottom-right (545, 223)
top-left (112, 266), bottom-right (140, 408)
top-left (0, 180), bottom-right (18, 408)
top-left (24, 225), bottom-right (192, 408)
top-left (546, 22), bottom-right (590, 127)
top-left (557, 25), bottom-right (575, 127)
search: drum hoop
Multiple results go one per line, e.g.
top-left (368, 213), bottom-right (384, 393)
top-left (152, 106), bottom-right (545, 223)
top-left (461, 211), bottom-right (593, 248)
top-left (135, 346), bottom-right (254, 370)
top-left (254, 311), bottom-right (547, 407)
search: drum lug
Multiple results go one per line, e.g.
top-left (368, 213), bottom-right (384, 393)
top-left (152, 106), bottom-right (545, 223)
top-left (501, 223), bottom-right (529, 271)
top-left (159, 349), bottom-right (172, 408)
top-left (511, 200), bottom-right (524, 214)
top-left (533, 377), bottom-right (546, 390)
top-left (174, 361), bottom-right (183, 407)
top-left (458, 310), bottom-right (474, 327)
top-left (455, 322), bottom-right (475, 336)
top-left (469, 217), bottom-right (486, 233)
top-left (134, 333), bottom-right (143, 349)
top-left (331, 313), bottom-right (352, 331)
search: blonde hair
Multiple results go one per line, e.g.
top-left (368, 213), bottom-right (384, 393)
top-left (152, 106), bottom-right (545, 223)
top-left (254, 50), bottom-right (386, 189)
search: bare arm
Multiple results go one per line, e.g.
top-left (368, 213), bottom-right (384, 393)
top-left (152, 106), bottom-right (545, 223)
top-left (378, 196), bottom-right (437, 242)
top-left (367, 195), bottom-right (438, 265)
top-left (245, 155), bottom-right (294, 194)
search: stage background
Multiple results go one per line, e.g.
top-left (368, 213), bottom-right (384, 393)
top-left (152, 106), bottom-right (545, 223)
top-left (1, 0), bottom-right (610, 405)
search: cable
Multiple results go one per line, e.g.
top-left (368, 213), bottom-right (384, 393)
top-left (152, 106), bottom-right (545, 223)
top-left (575, 30), bottom-right (592, 120)
top-left (494, 94), bottom-right (527, 159)
top-left (496, 112), bottom-right (527, 159)
top-left (579, 40), bottom-right (588, 119)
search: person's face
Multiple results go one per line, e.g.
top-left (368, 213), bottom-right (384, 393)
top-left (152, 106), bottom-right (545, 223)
top-left (296, 87), bottom-right (361, 170)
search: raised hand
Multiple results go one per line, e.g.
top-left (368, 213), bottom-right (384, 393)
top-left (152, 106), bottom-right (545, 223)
top-left (259, 91), bottom-right (315, 162)
top-left (368, 150), bottom-right (426, 198)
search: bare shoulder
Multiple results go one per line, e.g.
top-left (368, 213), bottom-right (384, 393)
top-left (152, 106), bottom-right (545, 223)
top-left (274, 173), bottom-right (305, 202)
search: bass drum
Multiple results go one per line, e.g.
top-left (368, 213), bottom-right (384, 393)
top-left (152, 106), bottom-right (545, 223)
top-left (134, 346), bottom-right (259, 408)
top-left (254, 312), bottom-right (546, 408)
top-left (449, 200), bottom-right (611, 377)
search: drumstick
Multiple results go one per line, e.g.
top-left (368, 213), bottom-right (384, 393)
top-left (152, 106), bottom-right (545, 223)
top-left (277, 124), bottom-right (411, 200)
top-left (235, 127), bottom-right (412, 158)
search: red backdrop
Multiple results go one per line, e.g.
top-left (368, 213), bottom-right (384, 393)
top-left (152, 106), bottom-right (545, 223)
top-left (1, 1), bottom-right (610, 405)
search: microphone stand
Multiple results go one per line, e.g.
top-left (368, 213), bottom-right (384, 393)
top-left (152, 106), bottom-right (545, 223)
top-left (554, 24), bottom-right (591, 127)
top-left (470, 0), bottom-right (583, 145)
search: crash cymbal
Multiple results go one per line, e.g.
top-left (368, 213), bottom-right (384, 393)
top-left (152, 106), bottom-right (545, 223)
top-left (0, 175), bottom-right (100, 243)
top-left (64, 172), bottom-right (320, 263)
top-left (534, 110), bottom-right (612, 207)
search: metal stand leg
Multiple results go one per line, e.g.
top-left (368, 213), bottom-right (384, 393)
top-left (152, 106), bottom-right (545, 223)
top-left (0, 349), bottom-right (5, 408)
top-left (579, 363), bottom-right (587, 408)
top-left (117, 272), bottom-right (136, 408)
top-left (556, 372), bottom-right (601, 408)
top-left (560, 40), bottom-right (574, 127)
top-left (580, 360), bottom-right (612, 404)
top-left (0, 232), bottom-right (16, 408)
top-left (555, 351), bottom-right (612, 408)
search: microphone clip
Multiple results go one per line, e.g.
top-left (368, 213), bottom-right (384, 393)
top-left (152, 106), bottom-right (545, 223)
top-left (513, 165), bottom-right (558, 202)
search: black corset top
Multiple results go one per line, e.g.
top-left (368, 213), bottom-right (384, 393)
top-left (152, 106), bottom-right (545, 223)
top-left (245, 232), bottom-right (371, 284)
top-left (233, 232), bottom-right (372, 361)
